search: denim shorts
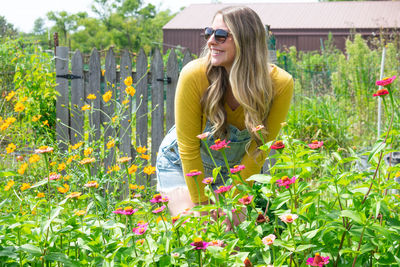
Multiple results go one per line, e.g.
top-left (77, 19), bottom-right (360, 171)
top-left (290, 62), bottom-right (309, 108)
top-left (156, 122), bottom-right (251, 192)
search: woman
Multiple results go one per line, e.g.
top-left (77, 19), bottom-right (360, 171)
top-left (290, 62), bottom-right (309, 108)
top-left (156, 6), bottom-right (293, 216)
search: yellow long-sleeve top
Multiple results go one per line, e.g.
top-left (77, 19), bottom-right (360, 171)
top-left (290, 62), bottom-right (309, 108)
top-left (175, 58), bottom-right (294, 203)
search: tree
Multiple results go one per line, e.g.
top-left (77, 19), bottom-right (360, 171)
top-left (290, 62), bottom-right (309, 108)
top-left (0, 16), bottom-right (17, 38)
top-left (47, 11), bottom-right (87, 46)
top-left (33, 18), bottom-right (45, 35)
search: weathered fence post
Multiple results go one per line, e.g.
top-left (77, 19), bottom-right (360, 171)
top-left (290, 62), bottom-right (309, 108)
top-left (166, 49), bottom-right (179, 132)
top-left (55, 46), bottom-right (69, 151)
top-left (70, 50), bottom-right (84, 146)
top-left (88, 48), bottom-right (101, 144)
top-left (182, 49), bottom-right (193, 67)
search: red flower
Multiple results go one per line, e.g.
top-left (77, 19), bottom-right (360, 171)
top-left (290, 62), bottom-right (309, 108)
top-left (308, 140), bottom-right (323, 149)
top-left (375, 75), bottom-right (396, 87)
top-left (238, 195), bottom-right (254, 205)
top-left (214, 185), bottom-right (233, 194)
top-left (150, 194), bottom-right (169, 203)
top-left (373, 88), bottom-right (389, 97)
top-left (306, 253), bottom-right (330, 266)
top-left (244, 257), bottom-right (253, 267)
top-left (270, 140), bottom-right (284, 150)
top-left (230, 165), bottom-right (245, 174)
top-left (256, 212), bottom-right (269, 224)
top-left (210, 139), bottom-right (231, 151)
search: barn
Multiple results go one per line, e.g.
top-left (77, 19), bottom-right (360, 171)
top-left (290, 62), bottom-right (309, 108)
top-left (162, 1), bottom-right (400, 55)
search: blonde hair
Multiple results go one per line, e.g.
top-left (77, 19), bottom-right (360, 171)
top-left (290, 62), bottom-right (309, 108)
top-left (200, 6), bottom-right (274, 149)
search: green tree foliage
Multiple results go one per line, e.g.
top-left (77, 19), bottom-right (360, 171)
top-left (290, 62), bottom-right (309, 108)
top-left (0, 16), bottom-right (17, 39)
top-left (47, 11), bottom-right (88, 46)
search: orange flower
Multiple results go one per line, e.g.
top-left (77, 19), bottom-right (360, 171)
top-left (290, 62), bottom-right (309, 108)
top-left (35, 146), bottom-right (53, 154)
top-left (124, 76), bottom-right (133, 86)
top-left (6, 143), bottom-right (16, 154)
top-left (87, 94), bottom-right (96, 100)
top-left (67, 192), bottom-right (81, 199)
top-left (80, 158), bottom-right (95, 165)
top-left (14, 102), bottom-right (25, 112)
top-left (122, 99), bottom-right (130, 105)
top-left (58, 183), bottom-right (70, 194)
top-left (107, 165), bottom-right (120, 173)
top-left (136, 146), bottom-right (147, 154)
top-left (128, 164), bottom-right (138, 174)
top-left (18, 162), bottom-right (28, 175)
top-left (130, 184), bottom-right (138, 190)
top-left (143, 165), bottom-right (156, 175)
top-left (125, 86), bottom-right (136, 97)
top-left (117, 157), bottom-right (132, 163)
top-left (20, 183), bottom-right (31, 191)
top-left (75, 210), bottom-right (86, 216)
top-left (103, 90), bottom-right (112, 103)
top-left (106, 139), bottom-right (115, 149)
top-left (71, 142), bottom-right (83, 150)
top-left (140, 154), bottom-right (150, 160)
top-left (4, 180), bottom-right (14, 191)
top-left (83, 147), bottom-right (93, 156)
top-left (81, 104), bottom-right (91, 111)
top-left (29, 154), bottom-right (40, 163)
top-left (36, 192), bottom-right (45, 198)
top-left (58, 162), bottom-right (66, 172)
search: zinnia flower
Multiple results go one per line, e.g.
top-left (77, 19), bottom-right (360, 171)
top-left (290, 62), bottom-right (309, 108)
top-left (256, 212), bottom-right (269, 224)
top-left (270, 140), bottom-right (285, 150)
top-left (117, 157), bottom-right (132, 163)
top-left (214, 185), bottom-right (233, 194)
top-left (190, 237), bottom-right (209, 250)
top-left (35, 146), bottom-right (53, 154)
top-left (152, 205), bottom-right (166, 213)
top-left (210, 139), bottom-right (231, 151)
top-left (375, 75), bottom-right (396, 87)
top-left (230, 165), bottom-right (245, 174)
top-left (238, 195), bottom-right (254, 205)
top-left (252, 125), bottom-right (265, 132)
top-left (48, 173), bottom-right (61, 181)
top-left (128, 164), bottom-right (138, 174)
top-left (122, 206), bottom-right (138, 215)
top-left (306, 253), bottom-right (330, 266)
top-left (29, 154), bottom-right (40, 163)
top-left (209, 240), bottom-right (224, 247)
top-left (308, 140), bottom-right (323, 149)
top-left (244, 257), bottom-right (253, 267)
top-left (196, 132), bottom-right (210, 140)
top-left (279, 213), bottom-right (298, 223)
top-left (80, 157), bottom-right (95, 165)
top-left (67, 192), bottom-right (82, 199)
top-left (20, 183), bottom-right (31, 191)
top-left (373, 88), bottom-right (389, 97)
top-left (186, 170), bottom-right (202, 177)
top-left (132, 222), bottom-right (148, 235)
top-left (202, 177), bottom-right (213, 184)
top-left (262, 234), bottom-right (276, 246)
top-left (276, 176), bottom-right (296, 189)
top-left (150, 194), bottom-right (169, 203)
top-left (140, 154), bottom-right (150, 160)
top-left (84, 181), bottom-right (99, 188)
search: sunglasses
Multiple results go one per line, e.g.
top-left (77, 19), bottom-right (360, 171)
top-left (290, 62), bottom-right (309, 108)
top-left (204, 27), bottom-right (231, 44)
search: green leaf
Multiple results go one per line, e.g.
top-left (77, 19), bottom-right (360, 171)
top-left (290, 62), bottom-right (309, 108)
top-left (0, 171), bottom-right (18, 177)
top-left (375, 201), bottom-right (381, 220)
top-left (45, 252), bottom-right (79, 267)
top-left (295, 244), bottom-right (316, 252)
top-left (19, 244), bottom-right (42, 257)
top-left (303, 229), bottom-right (320, 239)
top-left (247, 174), bottom-right (271, 184)
top-left (30, 179), bottom-right (48, 189)
top-left (340, 210), bottom-right (364, 225)
top-left (368, 141), bottom-right (386, 162)
top-left (43, 206), bottom-right (63, 233)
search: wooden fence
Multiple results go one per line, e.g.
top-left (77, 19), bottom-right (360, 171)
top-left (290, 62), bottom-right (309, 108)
top-left (55, 46), bottom-right (193, 184)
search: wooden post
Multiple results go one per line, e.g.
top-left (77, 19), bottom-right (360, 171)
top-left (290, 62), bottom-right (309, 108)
top-left (166, 49), bottom-right (179, 132)
top-left (87, 48), bottom-right (101, 144)
top-left (70, 50), bottom-right (84, 146)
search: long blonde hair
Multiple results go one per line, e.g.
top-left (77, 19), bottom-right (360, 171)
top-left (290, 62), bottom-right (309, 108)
top-left (201, 6), bottom-right (274, 149)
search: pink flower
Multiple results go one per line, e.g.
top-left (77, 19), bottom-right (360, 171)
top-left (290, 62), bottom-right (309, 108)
top-left (150, 194), bottom-right (169, 203)
top-left (112, 208), bottom-right (124, 215)
top-left (306, 253), bottom-right (330, 266)
top-left (190, 237), bottom-right (209, 250)
top-left (202, 177), bottom-right (213, 184)
top-left (186, 170), bottom-right (202, 177)
top-left (152, 205), bottom-right (166, 213)
top-left (373, 88), bottom-right (389, 97)
top-left (48, 173), bottom-right (61, 181)
top-left (214, 185), bottom-right (233, 194)
top-left (210, 139), bottom-right (231, 151)
top-left (196, 132), bottom-right (210, 140)
top-left (113, 207), bottom-right (138, 215)
top-left (132, 222), bottom-right (148, 235)
top-left (208, 240), bottom-right (224, 247)
top-left (262, 234), bottom-right (276, 246)
top-left (252, 125), bottom-right (265, 132)
top-left (376, 75), bottom-right (396, 87)
top-left (230, 165), bottom-right (245, 174)
top-left (238, 195), bottom-right (254, 205)
top-left (35, 146), bottom-right (54, 154)
top-left (276, 176), bottom-right (296, 189)
top-left (279, 213), bottom-right (298, 223)
top-left (308, 140), bottom-right (323, 149)
top-left (270, 140), bottom-right (284, 150)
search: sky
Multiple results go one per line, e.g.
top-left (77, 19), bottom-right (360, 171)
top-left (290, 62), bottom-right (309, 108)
top-left (1, 0), bottom-right (317, 33)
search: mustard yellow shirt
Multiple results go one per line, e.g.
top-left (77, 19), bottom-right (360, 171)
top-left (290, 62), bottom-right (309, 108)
top-left (175, 58), bottom-right (294, 202)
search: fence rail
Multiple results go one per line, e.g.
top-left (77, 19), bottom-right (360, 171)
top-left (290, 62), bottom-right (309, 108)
top-left (55, 46), bottom-right (193, 185)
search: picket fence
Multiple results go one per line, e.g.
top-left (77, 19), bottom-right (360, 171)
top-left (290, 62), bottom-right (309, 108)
top-left (55, 46), bottom-right (193, 184)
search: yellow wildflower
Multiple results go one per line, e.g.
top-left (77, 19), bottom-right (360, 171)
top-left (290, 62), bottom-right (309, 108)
top-left (67, 192), bottom-right (81, 199)
top-left (18, 162), bottom-right (28, 175)
top-left (32, 115), bottom-right (42, 122)
top-left (58, 162), bottom-right (66, 172)
top-left (36, 192), bottom-right (45, 198)
top-left (66, 154), bottom-right (78, 164)
top-left (42, 120), bottom-right (49, 127)
top-left (136, 146), bottom-right (147, 154)
top-left (80, 158), bottom-right (95, 165)
top-left (87, 94), bottom-right (96, 100)
top-left (103, 90), bottom-right (112, 103)
top-left (130, 184), bottom-right (138, 190)
top-left (84, 147), bottom-right (93, 156)
top-left (140, 154), bottom-right (150, 161)
top-left (107, 165), bottom-right (120, 173)
top-left (101, 69), bottom-right (105, 76)
top-left (71, 142), bottom-right (83, 150)
top-left (6, 143), bottom-right (16, 154)
top-left (125, 86), bottom-right (136, 97)
top-left (4, 180), bottom-right (14, 191)
top-left (6, 117), bottom-right (16, 124)
top-left (20, 183), bottom-right (31, 191)
top-left (5, 91), bottom-right (15, 101)
top-left (75, 210), bottom-right (86, 216)
top-left (63, 175), bottom-right (71, 181)
top-left (58, 183), bottom-right (70, 194)
top-left (124, 76), bottom-right (133, 86)
top-left (50, 162), bottom-right (57, 167)
top-left (106, 138), bottom-right (115, 149)
top-left (81, 104), bottom-right (90, 111)
top-left (20, 96), bottom-right (28, 102)
top-left (143, 165), bottom-right (156, 175)
top-left (122, 99), bottom-right (130, 105)
top-left (128, 164), bottom-right (138, 174)
top-left (29, 154), bottom-right (40, 163)
top-left (112, 116), bottom-right (118, 123)
top-left (14, 102), bottom-right (25, 112)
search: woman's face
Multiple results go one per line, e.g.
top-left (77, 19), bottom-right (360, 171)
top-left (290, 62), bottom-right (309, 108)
top-left (207, 14), bottom-right (236, 73)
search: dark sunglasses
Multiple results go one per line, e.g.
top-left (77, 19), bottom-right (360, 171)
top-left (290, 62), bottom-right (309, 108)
top-left (204, 27), bottom-right (230, 44)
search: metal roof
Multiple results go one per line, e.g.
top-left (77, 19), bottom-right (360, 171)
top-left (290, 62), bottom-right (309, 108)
top-left (163, 1), bottom-right (400, 30)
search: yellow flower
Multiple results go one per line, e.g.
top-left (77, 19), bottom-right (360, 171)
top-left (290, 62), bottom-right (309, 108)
top-left (101, 69), bottom-right (105, 76)
top-left (128, 164), bottom-right (138, 174)
top-left (58, 162), bottom-right (66, 172)
top-left (32, 115), bottom-right (42, 122)
top-left (143, 165), bottom-right (156, 175)
top-left (112, 116), bottom-right (118, 123)
top-left (75, 210), bottom-right (86, 216)
top-left (136, 146), bottom-right (147, 154)
top-left (14, 102), bottom-right (25, 112)
top-left (122, 99), bottom-right (130, 105)
top-left (87, 94), bottom-right (96, 100)
top-left (106, 138), bottom-right (115, 149)
top-left (6, 143), bottom-right (16, 154)
top-left (18, 162), bottom-right (28, 175)
top-left (50, 162), bottom-right (57, 167)
top-left (117, 157), bottom-right (132, 163)
top-left (4, 180), bottom-right (14, 191)
top-left (130, 184), bottom-right (138, 190)
top-left (35, 145), bottom-right (53, 154)
top-left (84, 147), bottom-right (93, 156)
top-left (58, 183), bottom-right (70, 194)
top-left (124, 76), bottom-right (133, 86)
top-left (107, 165), bottom-right (120, 173)
top-left (71, 142), bottom-right (84, 150)
top-left (36, 192), bottom-right (45, 198)
top-left (139, 185), bottom-right (145, 190)
top-left (103, 90), bottom-right (112, 103)
top-left (66, 154), bottom-right (78, 164)
top-left (0, 122), bottom-right (9, 131)
top-left (29, 154), bottom-right (40, 163)
top-left (42, 120), bottom-right (49, 127)
top-left (63, 175), bottom-right (71, 181)
top-left (20, 183), bottom-right (31, 191)
top-left (67, 192), bottom-right (82, 199)
top-left (5, 91), bottom-right (15, 101)
top-left (140, 154), bottom-right (150, 161)
top-left (125, 86), bottom-right (136, 97)
top-left (20, 96), bottom-right (28, 102)
top-left (80, 158), bottom-right (95, 165)
top-left (6, 117), bottom-right (16, 124)
top-left (81, 104), bottom-right (90, 111)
